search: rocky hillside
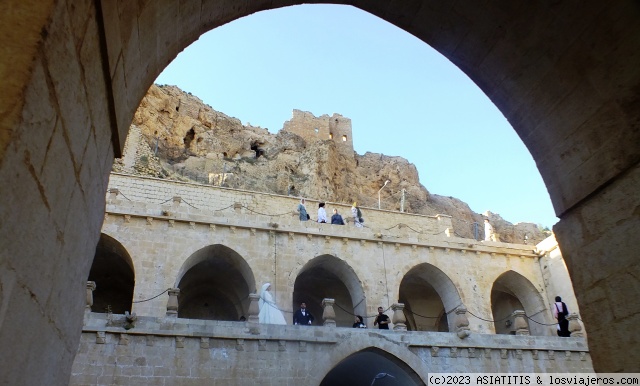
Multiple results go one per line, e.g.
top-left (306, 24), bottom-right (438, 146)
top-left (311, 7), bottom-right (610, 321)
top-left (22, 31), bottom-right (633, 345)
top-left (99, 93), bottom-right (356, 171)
top-left (114, 84), bottom-right (549, 244)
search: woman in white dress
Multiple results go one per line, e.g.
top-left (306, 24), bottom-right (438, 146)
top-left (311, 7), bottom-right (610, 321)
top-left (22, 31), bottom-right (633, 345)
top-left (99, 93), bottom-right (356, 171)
top-left (258, 283), bottom-right (287, 325)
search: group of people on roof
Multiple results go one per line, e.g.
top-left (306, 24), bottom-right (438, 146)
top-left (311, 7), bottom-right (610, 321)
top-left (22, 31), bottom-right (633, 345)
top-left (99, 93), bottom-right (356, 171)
top-left (297, 198), bottom-right (364, 227)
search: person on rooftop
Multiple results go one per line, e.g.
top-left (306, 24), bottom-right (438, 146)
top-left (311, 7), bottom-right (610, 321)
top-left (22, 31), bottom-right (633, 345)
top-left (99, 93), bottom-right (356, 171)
top-left (331, 208), bottom-right (345, 225)
top-left (318, 202), bottom-right (327, 223)
top-left (351, 202), bottom-right (363, 228)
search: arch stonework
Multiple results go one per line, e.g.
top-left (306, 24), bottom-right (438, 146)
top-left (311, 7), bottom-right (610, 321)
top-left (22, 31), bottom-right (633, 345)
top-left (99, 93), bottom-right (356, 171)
top-left (398, 262), bottom-right (463, 331)
top-left (490, 270), bottom-right (550, 336)
top-left (0, 1), bottom-right (639, 383)
top-left (88, 233), bottom-right (135, 314)
top-left (310, 340), bottom-right (428, 386)
top-left (174, 244), bottom-right (256, 321)
top-left (293, 254), bottom-right (367, 326)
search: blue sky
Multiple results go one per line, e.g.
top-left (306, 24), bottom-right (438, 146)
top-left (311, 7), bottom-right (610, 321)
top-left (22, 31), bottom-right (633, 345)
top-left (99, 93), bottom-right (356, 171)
top-left (155, 4), bottom-right (558, 228)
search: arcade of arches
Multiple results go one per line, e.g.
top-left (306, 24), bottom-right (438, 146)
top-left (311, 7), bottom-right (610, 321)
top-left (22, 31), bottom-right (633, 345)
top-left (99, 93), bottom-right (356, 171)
top-left (1, 0), bottom-right (639, 384)
top-left (72, 177), bottom-right (591, 383)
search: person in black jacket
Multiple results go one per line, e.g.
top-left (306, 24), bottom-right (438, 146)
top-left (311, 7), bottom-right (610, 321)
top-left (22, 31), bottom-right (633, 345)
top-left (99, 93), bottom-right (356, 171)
top-left (553, 296), bottom-right (570, 337)
top-left (331, 209), bottom-right (345, 225)
top-left (293, 302), bottom-right (314, 326)
top-left (374, 307), bottom-right (390, 330)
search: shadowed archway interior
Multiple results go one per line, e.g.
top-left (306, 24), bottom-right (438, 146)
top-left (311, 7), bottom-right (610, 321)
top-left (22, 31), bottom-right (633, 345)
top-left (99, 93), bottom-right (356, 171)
top-left (320, 347), bottom-right (424, 386)
top-left (399, 263), bottom-right (462, 331)
top-left (491, 271), bottom-right (549, 336)
top-left (88, 234), bottom-right (135, 314)
top-left (176, 244), bottom-right (255, 321)
top-left (293, 254), bottom-right (366, 327)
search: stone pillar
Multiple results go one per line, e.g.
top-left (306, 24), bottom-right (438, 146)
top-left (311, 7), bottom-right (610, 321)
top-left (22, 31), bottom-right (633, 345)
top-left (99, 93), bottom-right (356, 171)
top-left (85, 281), bottom-right (96, 313)
top-left (248, 293), bottom-right (260, 324)
top-left (567, 313), bottom-right (585, 338)
top-left (166, 288), bottom-right (180, 317)
top-left (513, 310), bottom-right (530, 335)
top-left (391, 303), bottom-right (407, 331)
top-left (322, 298), bottom-right (336, 327)
top-left (454, 306), bottom-right (471, 339)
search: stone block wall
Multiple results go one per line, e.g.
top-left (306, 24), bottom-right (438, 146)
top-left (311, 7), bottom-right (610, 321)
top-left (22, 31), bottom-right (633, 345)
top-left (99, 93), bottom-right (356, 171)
top-left (102, 173), bottom-right (556, 336)
top-left (69, 314), bottom-right (593, 386)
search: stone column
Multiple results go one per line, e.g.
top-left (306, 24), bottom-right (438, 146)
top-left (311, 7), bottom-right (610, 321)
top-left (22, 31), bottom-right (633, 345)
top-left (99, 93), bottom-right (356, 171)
top-left (85, 281), bottom-right (96, 313)
top-left (512, 310), bottom-right (530, 335)
top-left (322, 298), bottom-right (336, 327)
top-left (391, 303), bottom-right (407, 331)
top-left (454, 306), bottom-right (471, 339)
top-left (166, 288), bottom-right (180, 317)
top-left (567, 313), bottom-right (585, 338)
top-left (248, 293), bottom-right (260, 323)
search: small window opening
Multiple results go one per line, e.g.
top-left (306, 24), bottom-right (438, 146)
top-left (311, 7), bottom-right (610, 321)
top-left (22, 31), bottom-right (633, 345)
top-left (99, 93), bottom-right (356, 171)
top-left (329, 133), bottom-right (333, 139)
top-left (314, 128), bottom-right (319, 134)
top-left (342, 135), bottom-right (347, 142)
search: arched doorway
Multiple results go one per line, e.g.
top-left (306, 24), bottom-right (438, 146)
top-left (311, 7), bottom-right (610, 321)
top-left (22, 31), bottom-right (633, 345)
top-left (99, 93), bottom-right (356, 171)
top-left (293, 254), bottom-right (365, 327)
top-left (87, 234), bottom-right (135, 314)
top-left (399, 263), bottom-right (462, 332)
top-left (175, 245), bottom-right (255, 321)
top-left (320, 347), bottom-right (424, 386)
top-left (490, 270), bottom-right (549, 336)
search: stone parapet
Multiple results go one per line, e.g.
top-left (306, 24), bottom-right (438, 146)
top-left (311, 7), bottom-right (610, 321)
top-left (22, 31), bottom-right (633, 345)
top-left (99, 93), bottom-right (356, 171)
top-left (71, 313), bottom-right (593, 386)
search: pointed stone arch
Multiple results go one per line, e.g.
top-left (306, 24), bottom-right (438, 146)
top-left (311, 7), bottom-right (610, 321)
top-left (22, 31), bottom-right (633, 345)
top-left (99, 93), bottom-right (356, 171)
top-left (293, 254), bottom-right (366, 327)
top-left (88, 233), bottom-right (135, 314)
top-left (175, 244), bottom-right (256, 321)
top-left (490, 270), bottom-right (549, 336)
top-left (399, 263), bottom-right (463, 332)
top-left (319, 347), bottom-right (424, 386)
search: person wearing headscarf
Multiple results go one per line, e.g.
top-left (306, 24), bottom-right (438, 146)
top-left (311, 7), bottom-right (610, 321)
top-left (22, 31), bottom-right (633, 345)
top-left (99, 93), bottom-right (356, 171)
top-left (317, 202), bottom-right (327, 223)
top-left (353, 315), bottom-right (366, 328)
top-left (258, 283), bottom-right (287, 325)
top-left (553, 296), bottom-right (570, 337)
top-left (351, 202), bottom-right (363, 228)
top-left (297, 198), bottom-right (309, 221)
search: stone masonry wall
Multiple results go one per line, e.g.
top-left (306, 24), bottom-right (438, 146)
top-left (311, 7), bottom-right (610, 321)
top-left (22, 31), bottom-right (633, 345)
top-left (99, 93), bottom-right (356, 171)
top-left (108, 173), bottom-right (452, 236)
top-left (69, 314), bottom-right (593, 386)
top-left (104, 173), bottom-right (554, 335)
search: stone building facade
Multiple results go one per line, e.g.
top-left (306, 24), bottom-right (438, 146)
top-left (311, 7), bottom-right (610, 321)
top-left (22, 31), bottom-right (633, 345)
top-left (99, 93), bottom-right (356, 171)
top-left (69, 173), bottom-right (592, 384)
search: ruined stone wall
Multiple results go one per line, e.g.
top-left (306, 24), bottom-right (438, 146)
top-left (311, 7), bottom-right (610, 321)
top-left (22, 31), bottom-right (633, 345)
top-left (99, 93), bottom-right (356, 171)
top-left (282, 109), bottom-right (354, 157)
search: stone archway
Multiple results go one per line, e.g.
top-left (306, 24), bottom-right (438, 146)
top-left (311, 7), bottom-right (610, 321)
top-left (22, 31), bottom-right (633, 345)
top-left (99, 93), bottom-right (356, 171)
top-left (175, 244), bottom-right (255, 321)
top-left (319, 347), bottom-right (424, 386)
top-left (1, 1), bottom-right (639, 382)
top-left (87, 233), bottom-right (135, 314)
top-left (293, 254), bottom-right (366, 327)
top-left (399, 263), bottom-right (462, 332)
top-left (490, 270), bottom-right (549, 336)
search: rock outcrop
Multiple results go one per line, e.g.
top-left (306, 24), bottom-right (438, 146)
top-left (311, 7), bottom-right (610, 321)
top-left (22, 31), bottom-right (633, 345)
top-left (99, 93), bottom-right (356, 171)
top-left (115, 84), bottom-right (549, 244)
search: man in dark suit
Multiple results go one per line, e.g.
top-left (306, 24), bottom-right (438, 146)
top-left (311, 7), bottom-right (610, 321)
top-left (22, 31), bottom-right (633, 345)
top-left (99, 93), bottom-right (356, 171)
top-left (293, 302), bottom-right (314, 325)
